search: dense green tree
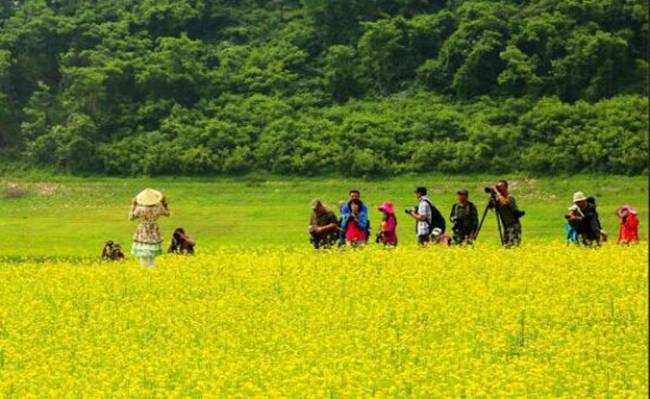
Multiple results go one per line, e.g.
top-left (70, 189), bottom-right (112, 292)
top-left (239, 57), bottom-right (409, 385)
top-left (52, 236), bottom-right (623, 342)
top-left (0, 0), bottom-right (646, 176)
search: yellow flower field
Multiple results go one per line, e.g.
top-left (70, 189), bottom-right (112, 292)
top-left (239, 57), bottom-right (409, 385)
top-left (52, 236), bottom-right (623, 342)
top-left (0, 244), bottom-right (647, 397)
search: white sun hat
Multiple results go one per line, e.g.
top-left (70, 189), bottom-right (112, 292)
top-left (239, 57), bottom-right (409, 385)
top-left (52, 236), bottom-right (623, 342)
top-left (572, 191), bottom-right (587, 203)
top-left (136, 188), bottom-right (163, 206)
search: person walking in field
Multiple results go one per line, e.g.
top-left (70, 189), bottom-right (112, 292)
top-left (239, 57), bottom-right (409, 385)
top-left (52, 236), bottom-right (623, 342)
top-left (129, 188), bottom-right (170, 267)
top-left (376, 201), bottom-right (397, 246)
top-left (407, 187), bottom-right (445, 245)
top-left (616, 205), bottom-right (639, 245)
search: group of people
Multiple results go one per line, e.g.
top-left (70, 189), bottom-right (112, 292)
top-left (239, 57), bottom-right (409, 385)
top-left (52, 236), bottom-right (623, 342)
top-left (309, 180), bottom-right (524, 249)
top-left (564, 191), bottom-right (640, 246)
top-left (105, 183), bottom-right (641, 267)
top-left (102, 188), bottom-right (196, 266)
top-left (309, 180), bottom-right (641, 250)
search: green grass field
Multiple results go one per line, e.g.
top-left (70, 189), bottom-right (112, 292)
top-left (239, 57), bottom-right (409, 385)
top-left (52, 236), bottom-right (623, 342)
top-left (0, 175), bottom-right (647, 396)
top-left (0, 175), bottom-right (646, 258)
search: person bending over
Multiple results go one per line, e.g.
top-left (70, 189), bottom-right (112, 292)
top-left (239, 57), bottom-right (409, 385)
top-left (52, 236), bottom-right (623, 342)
top-left (168, 228), bottom-right (196, 254)
top-left (308, 200), bottom-right (340, 249)
top-left (567, 192), bottom-right (601, 246)
top-left (616, 205), bottom-right (639, 245)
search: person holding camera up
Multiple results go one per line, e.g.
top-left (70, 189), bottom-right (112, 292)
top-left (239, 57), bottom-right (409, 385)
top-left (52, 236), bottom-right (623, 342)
top-left (340, 190), bottom-right (370, 242)
top-left (129, 188), bottom-right (170, 267)
top-left (407, 187), bottom-right (445, 245)
top-left (487, 180), bottom-right (523, 247)
top-left (566, 192), bottom-right (602, 246)
top-left (450, 189), bottom-right (478, 245)
top-left (342, 199), bottom-right (367, 246)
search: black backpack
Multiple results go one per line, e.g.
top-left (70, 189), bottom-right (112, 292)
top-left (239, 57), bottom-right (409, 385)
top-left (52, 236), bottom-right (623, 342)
top-left (422, 199), bottom-right (446, 234)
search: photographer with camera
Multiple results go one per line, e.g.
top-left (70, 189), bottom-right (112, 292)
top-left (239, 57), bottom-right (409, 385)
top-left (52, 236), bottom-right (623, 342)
top-left (308, 199), bottom-right (341, 249)
top-left (407, 187), bottom-right (445, 245)
top-left (486, 180), bottom-right (523, 247)
top-left (342, 199), bottom-right (367, 246)
top-left (566, 192), bottom-right (602, 246)
top-left (340, 190), bottom-right (370, 242)
top-left (450, 189), bottom-right (478, 245)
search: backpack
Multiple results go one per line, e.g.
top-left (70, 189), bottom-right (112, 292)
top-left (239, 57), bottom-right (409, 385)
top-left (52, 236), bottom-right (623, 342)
top-left (421, 199), bottom-right (446, 235)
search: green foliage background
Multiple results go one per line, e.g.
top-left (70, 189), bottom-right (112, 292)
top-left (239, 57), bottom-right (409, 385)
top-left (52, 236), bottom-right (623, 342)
top-left (0, 0), bottom-right (647, 176)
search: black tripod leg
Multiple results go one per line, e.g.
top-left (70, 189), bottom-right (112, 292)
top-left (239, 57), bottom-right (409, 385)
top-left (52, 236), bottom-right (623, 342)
top-left (495, 209), bottom-right (505, 246)
top-left (474, 202), bottom-right (491, 241)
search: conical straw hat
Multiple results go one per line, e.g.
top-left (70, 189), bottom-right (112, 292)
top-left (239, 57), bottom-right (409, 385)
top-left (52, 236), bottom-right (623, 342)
top-left (136, 188), bottom-right (163, 206)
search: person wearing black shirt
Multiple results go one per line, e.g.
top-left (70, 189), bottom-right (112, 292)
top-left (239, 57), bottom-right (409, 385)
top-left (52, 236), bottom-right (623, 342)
top-left (450, 189), bottom-right (478, 245)
top-left (567, 192), bottom-right (602, 246)
top-left (491, 180), bottom-right (523, 247)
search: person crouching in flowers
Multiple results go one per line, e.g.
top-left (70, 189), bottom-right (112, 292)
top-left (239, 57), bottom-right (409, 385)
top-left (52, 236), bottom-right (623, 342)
top-left (129, 188), bottom-right (170, 267)
top-left (376, 201), bottom-right (397, 246)
top-left (616, 205), bottom-right (639, 245)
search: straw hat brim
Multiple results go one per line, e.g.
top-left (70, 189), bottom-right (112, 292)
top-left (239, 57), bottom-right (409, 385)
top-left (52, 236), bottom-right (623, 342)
top-left (136, 188), bottom-right (163, 206)
top-left (572, 192), bottom-right (587, 203)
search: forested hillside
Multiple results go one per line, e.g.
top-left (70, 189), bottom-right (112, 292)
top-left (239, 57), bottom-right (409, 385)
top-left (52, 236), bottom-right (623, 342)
top-left (0, 0), bottom-right (647, 176)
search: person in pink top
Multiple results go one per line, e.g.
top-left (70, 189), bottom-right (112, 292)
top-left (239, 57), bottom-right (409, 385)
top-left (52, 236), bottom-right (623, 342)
top-left (616, 205), bottom-right (640, 245)
top-left (344, 199), bottom-right (366, 246)
top-left (376, 201), bottom-right (398, 246)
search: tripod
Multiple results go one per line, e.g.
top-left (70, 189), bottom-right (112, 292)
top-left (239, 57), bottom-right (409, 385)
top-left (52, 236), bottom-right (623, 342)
top-left (473, 197), bottom-right (505, 245)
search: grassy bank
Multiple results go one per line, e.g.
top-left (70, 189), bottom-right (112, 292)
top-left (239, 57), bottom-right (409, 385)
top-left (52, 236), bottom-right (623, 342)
top-left (0, 175), bottom-right (647, 257)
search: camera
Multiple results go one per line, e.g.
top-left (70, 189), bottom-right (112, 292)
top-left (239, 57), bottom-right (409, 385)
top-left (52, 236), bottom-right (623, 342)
top-left (404, 208), bottom-right (415, 214)
top-left (484, 187), bottom-right (495, 194)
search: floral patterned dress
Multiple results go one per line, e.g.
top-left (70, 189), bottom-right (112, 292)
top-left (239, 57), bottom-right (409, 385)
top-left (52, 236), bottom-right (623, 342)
top-left (129, 203), bottom-right (170, 257)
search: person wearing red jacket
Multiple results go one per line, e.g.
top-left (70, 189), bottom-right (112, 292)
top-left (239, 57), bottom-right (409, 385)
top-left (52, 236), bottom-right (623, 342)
top-left (616, 205), bottom-right (640, 245)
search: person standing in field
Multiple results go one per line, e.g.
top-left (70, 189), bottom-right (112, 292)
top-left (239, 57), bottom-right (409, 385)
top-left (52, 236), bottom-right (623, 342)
top-left (129, 188), bottom-right (170, 267)
top-left (342, 199), bottom-right (366, 246)
top-left (340, 190), bottom-right (370, 241)
top-left (616, 205), bottom-right (639, 245)
top-left (490, 180), bottom-right (523, 247)
top-left (376, 201), bottom-right (397, 246)
top-left (308, 199), bottom-right (341, 249)
top-left (450, 189), bottom-right (478, 245)
top-left (407, 186), bottom-right (445, 245)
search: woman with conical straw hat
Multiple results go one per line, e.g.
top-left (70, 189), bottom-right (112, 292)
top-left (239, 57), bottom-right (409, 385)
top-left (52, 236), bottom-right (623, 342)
top-left (129, 188), bottom-right (170, 267)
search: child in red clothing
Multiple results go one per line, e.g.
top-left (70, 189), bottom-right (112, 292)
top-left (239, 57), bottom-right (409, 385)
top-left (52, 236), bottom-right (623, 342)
top-left (345, 199), bottom-right (367, 245)
top-left (376, 201), bottom-right (398, 246)
top-left (616, 205), bottom-right (640, 245)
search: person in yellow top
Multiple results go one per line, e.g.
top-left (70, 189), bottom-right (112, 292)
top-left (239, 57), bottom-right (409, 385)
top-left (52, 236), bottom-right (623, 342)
top-left (129, 188), bottom-right (170, 267)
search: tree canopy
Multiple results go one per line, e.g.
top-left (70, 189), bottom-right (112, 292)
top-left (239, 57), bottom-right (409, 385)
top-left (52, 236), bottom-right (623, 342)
top-left (0, 0), bottom-right (647, 176)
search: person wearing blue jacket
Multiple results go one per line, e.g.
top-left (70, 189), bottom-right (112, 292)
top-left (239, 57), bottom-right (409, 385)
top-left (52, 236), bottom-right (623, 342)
top-left (339, 190), bottom-right (370, 241)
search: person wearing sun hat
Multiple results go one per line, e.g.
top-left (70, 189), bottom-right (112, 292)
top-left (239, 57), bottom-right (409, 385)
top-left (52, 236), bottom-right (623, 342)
top-left (567, 191), bottom-right (602, 246)
top-left (129, 188), bottom-right (170, 266)
top-left (376, 201), bottom-right (398, 246)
